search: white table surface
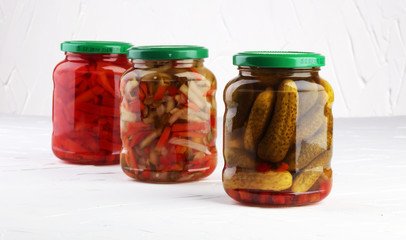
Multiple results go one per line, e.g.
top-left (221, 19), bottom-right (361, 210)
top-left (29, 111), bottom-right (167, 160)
top-left (0, 115), bottom-right (405, 240)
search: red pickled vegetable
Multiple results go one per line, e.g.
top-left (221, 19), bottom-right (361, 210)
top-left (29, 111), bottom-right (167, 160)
top-left (130, 131), bottom-right (152, 147)
top-left (153, 85), bottom-right (167, 100)
top-left (172, 131), bottom-right (206, 138)
top-left (140, 82), bottom-right (148, 95)
top-left (157, 126), bottom-right (171, 148)
top-left (167, 86), bottom-right (179, 96)
top-left (171, 122), bottom-right (207, 132)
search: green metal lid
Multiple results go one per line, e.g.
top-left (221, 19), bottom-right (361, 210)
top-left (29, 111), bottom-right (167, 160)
top-left (233, 51), bottom-right (325, 68)
top-left (61, 41), bottom-right (133, 54)
top-left (127, 45), bottom-right (208, 60)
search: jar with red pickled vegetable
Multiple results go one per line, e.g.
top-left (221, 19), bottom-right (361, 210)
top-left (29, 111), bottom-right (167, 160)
top-left (120, 45), bottom-right (217, 182)
top-left (52, 41), bottom-right (132, 165)
top-left (223, 52), bottom-right (334, 206)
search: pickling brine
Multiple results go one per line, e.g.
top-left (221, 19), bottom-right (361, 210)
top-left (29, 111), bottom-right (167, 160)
top-left (52, 41), bottom-right (132, 165)
top-left (223, 52), bottom-right (333, 206)
top-left (120, 46), bottom-right (217, 182)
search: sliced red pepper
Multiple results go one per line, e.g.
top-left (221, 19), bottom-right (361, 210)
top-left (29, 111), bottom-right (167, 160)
top-left (153, 85), bottom-right (167, 101)
top-left (138, 88), bottom-right (145, 101)
top-left (76, 102), bottom-right (118, 117)
top-left (156, 126), bottom-right (171, 148)
top-left (140, 82), bottom-right (148, 96)
top-left (276, 162), bottom-right (289, 172)
top-left (96, 71), bottom-right (116, 97)
top-left (167, 86), bottom-right (179, 96)
top-left (172, 131), bottom-right (206, 138)
top-left (130, 131), bottom-right (152, 147)
top-left (256, 162), bottom-right (271, 172)
top-left (171, 122), bottom-right (207, 132)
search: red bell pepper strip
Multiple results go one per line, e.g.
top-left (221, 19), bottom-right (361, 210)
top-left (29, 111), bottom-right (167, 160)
top-left (74, 86), bottom-right (104, 105)
top-left (153, 85), bottom-right (167, 101)
top-left (140, 82), bottom-right (148, 96)
top-left (171, 122), bottom-right (207, 132)
top-left (172, 131), bottom-right (206, 138)
top-left (76, 102), bottom-right (118, 117)
top-left (130, 130), bottom-right (152, 147)
top-left (167, 86), bottom-right (179, 96)
top-left (276, 162), bottom-right (289, 172)
top-left (156, 126), bottom-right (171, 148)
top-left (96, 71), bottom-right (116, 97)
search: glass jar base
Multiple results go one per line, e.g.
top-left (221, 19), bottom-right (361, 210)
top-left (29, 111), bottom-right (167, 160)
top-left (225, 179), bottom-right (332, 206)
top-left (52, 148), bottom-right (119, 165)
top-left (122, 167), bottom-right (215, 183)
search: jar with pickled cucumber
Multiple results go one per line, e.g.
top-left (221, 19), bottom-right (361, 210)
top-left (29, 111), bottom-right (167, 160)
top-left (120, 46), bottom-right (217, 182)
top-left (223, 51), bottom-right (334, 206)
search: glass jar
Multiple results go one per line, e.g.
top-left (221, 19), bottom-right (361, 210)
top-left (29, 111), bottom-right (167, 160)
top-left (120, 45), bottom-right (217, 182)
top-left (223, 51), bottom-right (334, 206)
top-left (52, 41), bottom-right (133, 165)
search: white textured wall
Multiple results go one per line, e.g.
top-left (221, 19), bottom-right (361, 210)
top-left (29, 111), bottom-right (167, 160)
top-left (0, 0), bottom-right (405, 117)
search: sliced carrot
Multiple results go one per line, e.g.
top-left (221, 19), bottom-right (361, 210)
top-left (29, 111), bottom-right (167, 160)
top-left (171, 122), bottom-right (207, 132)
top-left (153, 85), bottom-right (167, 100)
top-left (74, 86), bottom-right (104, 105)
top-left (156, 126), bottom-right (171, 148)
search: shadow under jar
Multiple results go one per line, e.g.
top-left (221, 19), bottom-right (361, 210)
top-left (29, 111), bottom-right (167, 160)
top-left (52, 41), bottom-right (132, 165)
top-left (223, 51), bottom-right (334, 206)
top-left (120, 46), bottom-right (217, 182)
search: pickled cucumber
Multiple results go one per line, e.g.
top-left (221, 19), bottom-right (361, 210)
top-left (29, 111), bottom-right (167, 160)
top-left (258, 79), bottom-right (298, 162)
top-left (223, 169), bottom-right (292, 191)
top-left (296, 91), bottom-right (328, 141)
top-left (296, 80), bottom-right (319, 117)
top-left (284, 121), bottom-right (328, 171)
top-left (319, 78), bottom-right (334, 148)
top-left (224, 80), bottom-right (255, 131)
top-left (225, 148), bottom-right (257, 169)
top-left (291, 150), bottom-right (332, 193)
top-left (244, 90), bottom-right (275, 152)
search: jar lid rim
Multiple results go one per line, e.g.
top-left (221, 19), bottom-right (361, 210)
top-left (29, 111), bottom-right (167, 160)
top-left (233, 51), bottom-right (325, 68)
top-left (61, 41), bottom-right (133, 54)
top-left (127, 45), bottom-right (208, 60)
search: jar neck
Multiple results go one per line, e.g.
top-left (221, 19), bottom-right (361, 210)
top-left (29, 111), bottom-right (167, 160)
top-left (131, 59), bottom-right (204, 69)
top-left (65, 52), bottom-right (129, 63)
top-left (238, 66), bottom-right (320, 79)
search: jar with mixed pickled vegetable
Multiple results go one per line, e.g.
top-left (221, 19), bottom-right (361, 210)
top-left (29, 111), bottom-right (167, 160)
top-left (223, 52), bottom-right (334, 206)
top-left (120, 46), bottom-right (217, 182)
top-left (52, 41), bottom-right (132, 165)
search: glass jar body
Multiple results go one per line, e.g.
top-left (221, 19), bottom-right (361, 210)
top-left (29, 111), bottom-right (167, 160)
top-left (223, 67), bottom-right (333, 206)
top-left (52, 52), bottom-right (132, 165)
top-left (120, 59), bottom-right (217, 182)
